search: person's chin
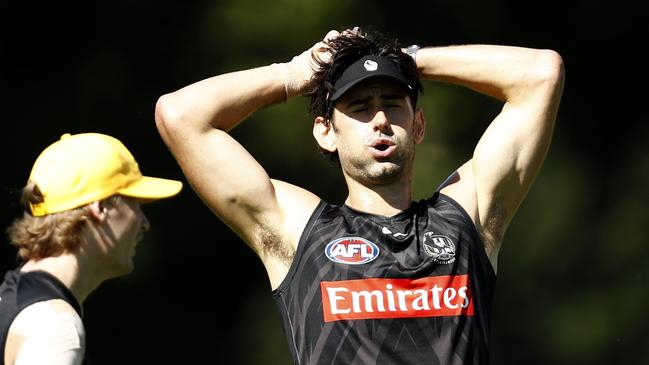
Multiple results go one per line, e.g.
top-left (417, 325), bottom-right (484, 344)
top-left (124, 260), bottom-right (135, 274)
top-left (372, 161), bottom-right (403, 177)
top-left (113, 260), bottom-right (135, 278)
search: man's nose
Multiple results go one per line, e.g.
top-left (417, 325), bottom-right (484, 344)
top-left (371, 109), bottom-right (391, 132)
top-left (140, 214), bottom-right (150, 233)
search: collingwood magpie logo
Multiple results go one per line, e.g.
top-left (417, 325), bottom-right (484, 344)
top-left (364, 59), bottom-right (378, 71)
top-left (422, 232), bottom-right (456, 264)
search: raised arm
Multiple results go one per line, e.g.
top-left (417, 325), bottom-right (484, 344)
top-left (154, 32), bottom-right (337, 287)
top-left (419, 45), bottom-right (565, 270)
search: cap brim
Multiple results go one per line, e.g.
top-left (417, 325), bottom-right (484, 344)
top-left (118, 176), bottom-right (183, 201)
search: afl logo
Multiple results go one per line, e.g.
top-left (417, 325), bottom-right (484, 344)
top-left (422, 232), bottom-right (456, 264)
top-left (325, 237), bottom-right (380, 265)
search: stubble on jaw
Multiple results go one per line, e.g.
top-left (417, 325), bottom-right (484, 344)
top-left (339, 139), bottom-right (415, 187)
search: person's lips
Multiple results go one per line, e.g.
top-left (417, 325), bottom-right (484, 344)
top-left (368, 138), bottom-right (396, 159)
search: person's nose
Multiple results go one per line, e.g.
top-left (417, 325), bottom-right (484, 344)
top-left (140, 213), bottom-right (150, 233)
top-left (371, 108), bottom-right (391, 133)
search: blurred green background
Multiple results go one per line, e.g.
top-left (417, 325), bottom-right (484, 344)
top-left (1, 0), bottom-right (647, 364)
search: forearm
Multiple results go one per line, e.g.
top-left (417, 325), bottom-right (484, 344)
top-left (155, 64), bottom-right (287, 133)
top-left (415, 44), bottom-right (564, 103)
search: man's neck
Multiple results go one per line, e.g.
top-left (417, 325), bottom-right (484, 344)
top-left (20, 253), bottom-right (101, 304)
top-left (344, 177), bottom-right (413, 217)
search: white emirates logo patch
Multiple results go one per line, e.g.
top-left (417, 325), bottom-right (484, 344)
top-left (320, 275), bottom-right (473, 322)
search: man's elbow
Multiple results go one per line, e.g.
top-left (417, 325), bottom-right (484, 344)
top-left (535, 49), bottom-right (565, 91)
top-left (154, 94), bottom-right (185, 142)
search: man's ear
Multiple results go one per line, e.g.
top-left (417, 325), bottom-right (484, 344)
top-left (413, 108), bottom-right (426, 144)
top-left (313, 116), bottom-right (337, 152)
top-left (88, 201), bottom-right (107, 222)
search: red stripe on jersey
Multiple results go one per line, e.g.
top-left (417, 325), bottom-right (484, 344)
top-left (321, 275), bottom-right (474, 322)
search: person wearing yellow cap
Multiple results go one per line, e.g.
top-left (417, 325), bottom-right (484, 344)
top-left (156, 27), bottom-right (564, 364)
top-left (0, 132), bottom-right (182, 365)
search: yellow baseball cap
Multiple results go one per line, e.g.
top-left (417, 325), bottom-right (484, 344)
top-left (27, 133), bottom-right (183, 216)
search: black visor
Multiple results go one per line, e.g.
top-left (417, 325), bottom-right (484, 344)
top-left (329, 55), bottom-right (413, 101)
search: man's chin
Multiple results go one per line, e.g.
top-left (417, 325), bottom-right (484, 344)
top-left (364, 162), bottom-right (406, 184)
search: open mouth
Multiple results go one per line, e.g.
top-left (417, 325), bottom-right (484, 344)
top-left (369, 138), bottom-right (396, 158)
top-left (374, 143), bottom-right (390, 151)
top-left (370, 138), bottom-right (395, 150)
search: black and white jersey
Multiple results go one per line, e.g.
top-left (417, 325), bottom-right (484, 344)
top-left (273, 192), bottom-right (496, 365)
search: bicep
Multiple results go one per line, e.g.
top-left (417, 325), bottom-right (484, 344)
top-left (163, 126), bottom-right (283, 243)
top-left (472, 52), bottom-right (564, 227)
top-left (473, 99), bottom-right (557, 222)
top-left (438, 104), bottom-right (552, 269)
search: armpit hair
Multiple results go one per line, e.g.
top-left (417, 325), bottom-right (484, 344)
top-left (478, 203), bottom-right (507, 254)
top-left (253, 225), bottom-right (294, 267)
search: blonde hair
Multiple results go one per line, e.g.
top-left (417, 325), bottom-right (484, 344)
top-left (7, 181), bottom-right (92, 261)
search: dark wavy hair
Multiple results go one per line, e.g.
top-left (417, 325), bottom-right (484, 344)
top-left (306, 28), bottom-right (423, 162)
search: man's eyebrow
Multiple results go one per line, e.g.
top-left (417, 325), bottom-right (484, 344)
top-left (345, 95), bottom-right (372, 108)
top-left (380, 93), bottom-right (406, 101)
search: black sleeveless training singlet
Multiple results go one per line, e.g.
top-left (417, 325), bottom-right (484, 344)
top-left (273, 192), bottom-right (496, 365)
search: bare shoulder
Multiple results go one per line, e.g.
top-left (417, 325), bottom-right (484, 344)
top-left (270, 179), bottom-right (321, 249)
top-left (438, 161), bottom-right (478, 222)
top-left (258, 179), bottom-right (320, 289)
top-left (272, 179), bottom-right (321, 209)
top-left (9, 300), bottom-right (83, 336)
top-left (438, 161), bottom-right (502, 271)
top-left (6, 300), bottom-right (84, 364)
